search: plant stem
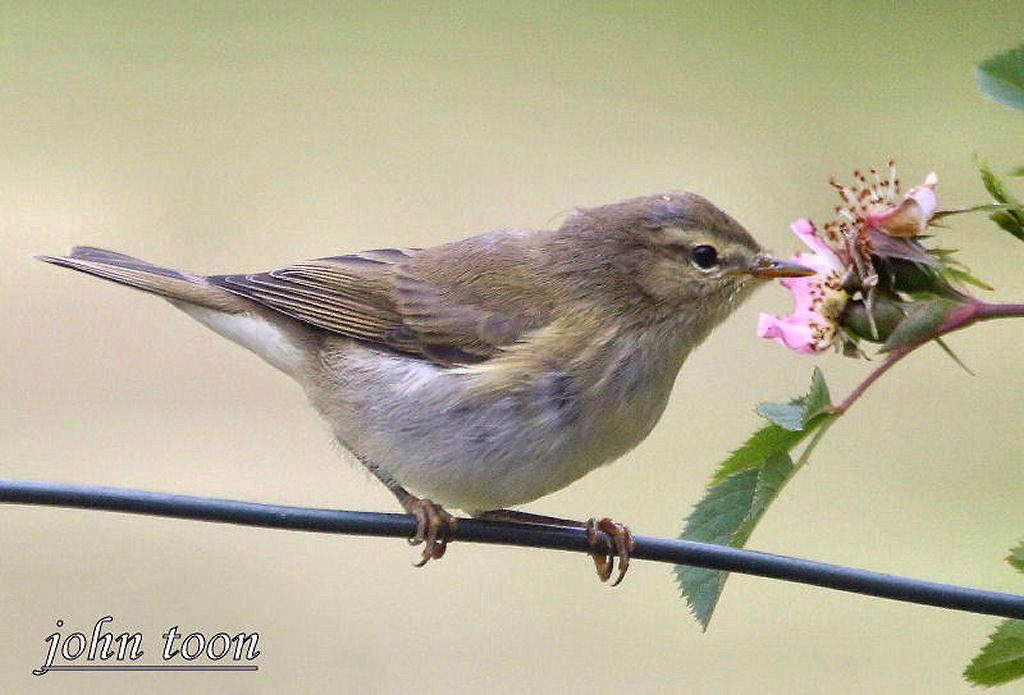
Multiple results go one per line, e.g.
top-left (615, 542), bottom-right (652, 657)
top-left (976, 301), bottom-right (1024, 320)
top-left (831, 347), bottom-right (910, 415)
top-left (831, 299), bottom-right (1023, 415)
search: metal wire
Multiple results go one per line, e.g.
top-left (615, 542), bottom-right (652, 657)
top-left (2, 478), bottom-right (1021, 620)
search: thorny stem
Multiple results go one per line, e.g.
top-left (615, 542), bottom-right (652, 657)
top-left (831, 299), bottom-right (1024, 415)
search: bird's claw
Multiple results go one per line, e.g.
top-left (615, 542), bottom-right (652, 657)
top-left (404, 498), bottom-right (457, 567)
top-left (585, 517), bottom-right (635, 586)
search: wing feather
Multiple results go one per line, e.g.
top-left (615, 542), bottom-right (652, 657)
top-left (207, 243), bottom-right (552, 366)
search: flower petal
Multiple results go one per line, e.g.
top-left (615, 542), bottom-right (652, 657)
top-left (757, 312), bottom-right (820, 354)
top-left (778, 273), bottom-right (818, 315)
top-left (790, 219), bottom-right (831, 258)
top-left (758, 217), bottom-right (850, 355)
top-left (865, 172), bottom-right (938, 237)
top-left (908, 172), bottom-right (938, 218)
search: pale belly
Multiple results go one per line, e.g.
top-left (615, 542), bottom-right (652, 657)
top-left (306, 337), bottom-right (684, 514)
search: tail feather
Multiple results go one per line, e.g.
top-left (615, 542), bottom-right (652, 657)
top-left (36, 246), bottom-right (240, 312)
top-left (38, 246), bottom-right (310, 376)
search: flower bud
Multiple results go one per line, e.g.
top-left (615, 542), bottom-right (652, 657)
top-left (840, 297), bottom-right (905, 343)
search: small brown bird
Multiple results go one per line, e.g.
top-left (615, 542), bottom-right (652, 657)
top-left (38, 192), bottom-right (810, 584)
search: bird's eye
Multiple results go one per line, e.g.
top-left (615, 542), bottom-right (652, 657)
top-left (691, 244), bottom-right (719, 270)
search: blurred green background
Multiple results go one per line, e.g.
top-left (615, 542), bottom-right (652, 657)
top-left (2, 2), bottom-right (1022, 693)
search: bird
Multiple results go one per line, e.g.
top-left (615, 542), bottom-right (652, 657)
top-left (38, 192), bottom-right (811, 585)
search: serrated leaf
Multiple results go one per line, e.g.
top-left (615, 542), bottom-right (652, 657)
top-left (803, 367), bottom-right (832, 424)
top-left (879, 299), bottom-right (963, 352)
top-left (977, 44), bottom-right (1024, 112)
top-left (676, 452), bottom-right (795, 629)
top-left (1009, 540), bottom-right (1024, 574)
top-left (755, 402), bottom-right (804, 430)
top-left (710, 369), bottom-right (833, 486)
top-left (680, 370), bottom-right (837, 629)
top-left (964, 540), bottom-right (1024, 688)
top-left (708, 422), bottom-right (805, 485)
top-left (964, 619), bottom-right (1024, 687)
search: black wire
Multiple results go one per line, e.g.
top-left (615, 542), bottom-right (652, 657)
top-left (2, 478), bottom-right (1021, 620)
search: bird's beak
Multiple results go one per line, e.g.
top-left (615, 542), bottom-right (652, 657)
top-left (746, 255), bottom-right (816, 279)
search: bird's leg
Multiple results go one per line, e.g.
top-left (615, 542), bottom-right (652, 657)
top-left (363, 461), bottom-right (457, 567)
top-left (475, 509), bottom-right (635, 586)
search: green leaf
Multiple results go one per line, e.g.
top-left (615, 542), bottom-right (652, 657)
top-left (679, 370), bottom-right (836, 629)
top-left (977, 157), bottom-right (1024, 241)
top-left (803, 367), bottom-right (833, 424)
top-left (964, 620), bottom-right (1024, 687)
top-left (714, 369), bottom-right (832, 484)
top-left (1008, 539), bottom-right (1024, 574)
top-left (1012, 166), bottom-right (1024, 177)
top-left (879, 299), bottom-right (964, 352)
top-left (755, 401), bottom-right (804, 430)
top-left (676, 452), bottom-right (795, 629)
top-left (709, 421), bottom-right (806, 485)
top-left (964, 540), bottom-right (1024, 687)
top-left (977, 44), bottom-right (1024, 112)
top-left (979, 158), bottom-right (1023, 205)
top-left (991, 210), bottom-right (1024, 242)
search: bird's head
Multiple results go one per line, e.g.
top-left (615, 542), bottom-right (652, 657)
top-left (554, 192), bottom-right (812, 319)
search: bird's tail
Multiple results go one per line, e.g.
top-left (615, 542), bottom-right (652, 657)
top-left (35, 246), bottom-right (238, 312)
top-left (37, 246), bottom-right (310, 376)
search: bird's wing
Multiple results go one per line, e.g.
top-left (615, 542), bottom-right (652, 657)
top-left (208, 246), bottom-right (551, 366)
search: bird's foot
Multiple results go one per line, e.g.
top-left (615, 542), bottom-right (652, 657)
top-left (475, 509), bottom-right (636, 586)
top-left (585, 517), bottom-right (635, 587)
top-left (402, 497), bottom-right (458, 567)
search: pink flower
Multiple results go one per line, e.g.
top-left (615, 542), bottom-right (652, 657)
top-left (863, 172), bottom-right (938, 237)
top-left (757, 219), bottom-right (849, 354)
top-left (759, 162), bottom-right (942, 355)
